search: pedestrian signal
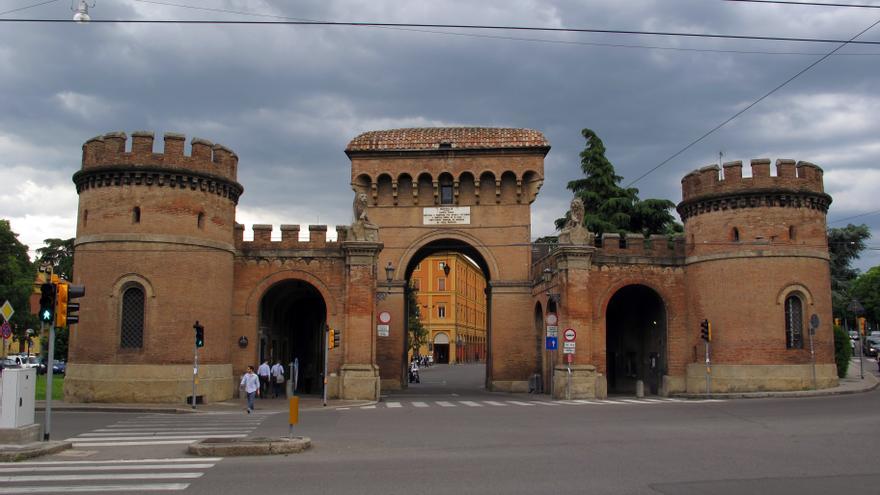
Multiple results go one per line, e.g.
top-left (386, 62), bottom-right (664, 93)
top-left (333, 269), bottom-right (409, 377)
top-left (39, 283), bottom-right (56, 323)
top-left (328, 328), bottom-right (335, 349)
top-left (194, 321), bottom-right (204, 348)
top-left (700, 319), bottom-right (711, 342)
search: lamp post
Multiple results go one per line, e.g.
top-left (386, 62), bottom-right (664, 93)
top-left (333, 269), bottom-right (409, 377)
top-left (849, 299), bottom-right (866, 379)
top-left (376, 262), bottom-right (394, 301)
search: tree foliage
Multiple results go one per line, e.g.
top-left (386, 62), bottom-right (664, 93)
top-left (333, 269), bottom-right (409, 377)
top-left (828, 224), bottom-right (872, 319)
top-left (36, 238), bottom-right (74, 281)
top-left (556, 129), bottom-right (681, 237)
top-left (833, 324), bottom-right (851, 378)
top-left (852, 266), bottom-right (880, 325)
top-left (407, 284), bottom-right (428, 358)
top-left (0, 220), bottom-right (38, 344)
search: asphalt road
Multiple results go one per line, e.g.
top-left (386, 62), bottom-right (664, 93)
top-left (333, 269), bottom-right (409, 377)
top-left (13, 363), bottom-right (880, 494)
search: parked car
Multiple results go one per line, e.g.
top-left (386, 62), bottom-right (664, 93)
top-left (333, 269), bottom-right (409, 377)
top-left (0, 357), bottom-right (20, 370)
top-left (863, 337), bottom-right (880, 357)
top-left (52, 360), bottom-right (66, 375)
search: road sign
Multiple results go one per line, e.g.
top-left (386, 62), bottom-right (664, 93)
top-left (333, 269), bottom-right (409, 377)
top-left (563, 341), bottom-right (576, 354)
top-left (546, 336), bottom-right (558, 350)
top-left (0, 321), bottom-right (11, 339)
top-left (378, 311), bottom-right (392, 324)
top-left (377, 324), bottom-right (390, 337)
top-left (0, 301), bottom-right (13, 321)
top-left (809, 313), bottom-right (819, 330)
top-left (546, 325), bottom-right (558, 338)
top-left (545, 313), bottom-right (558, 326)
top-left (563, 328), bottom-right (576, 342)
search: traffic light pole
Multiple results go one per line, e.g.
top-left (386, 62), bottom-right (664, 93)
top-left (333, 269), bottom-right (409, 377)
top-left (44, 320), bottom-right (55, 441)
top-left (323, 324), bottom-right (329, 407)
top-left (705, 341), bottom-right (711, 396)
top-left (192, 339), bottom-right (198, 410)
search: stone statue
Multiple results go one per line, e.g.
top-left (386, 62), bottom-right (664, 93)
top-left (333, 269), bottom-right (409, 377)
top-left (350, 191), bottom-right (379, 242)
top-left (558, 197), bottom-right (591, 245)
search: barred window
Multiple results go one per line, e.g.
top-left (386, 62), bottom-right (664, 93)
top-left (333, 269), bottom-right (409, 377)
top-left (120, 285), bottom-right (145, 348)
top-left (785, 294), bottom-right (804, 349)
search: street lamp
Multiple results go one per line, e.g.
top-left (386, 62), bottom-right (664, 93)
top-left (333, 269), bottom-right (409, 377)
top-left (542, 267), bottom-right (560, 304)
top-left (377, 262), bottom-right (394, 301)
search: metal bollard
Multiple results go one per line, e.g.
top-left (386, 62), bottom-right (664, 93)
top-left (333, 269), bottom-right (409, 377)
top-left (635, 380), bottom-right (644, 398)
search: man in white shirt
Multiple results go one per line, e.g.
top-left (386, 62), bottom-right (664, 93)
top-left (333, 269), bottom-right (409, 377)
top-left (257, 361), bottom-right (271, 398)
top-left (270, 361), bottom-right (285, 398)
top-left (239, 365), bottom-right (260, 413)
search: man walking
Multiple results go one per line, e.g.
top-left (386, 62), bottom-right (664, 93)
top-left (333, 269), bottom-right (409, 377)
top-left (240, 365), bottom-right (260, 413)
top-left (257, 360), bottom-right (271, 398)
top-left (271, 360), bottom-right (285, 398)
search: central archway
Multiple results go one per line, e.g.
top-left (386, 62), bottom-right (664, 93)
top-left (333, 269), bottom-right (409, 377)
top-left (605, 285), bottom-right (667, 395)
top-left (402, 238), bottom-right (491, 394)
top-left (259, 279), bottom-right (327, 395)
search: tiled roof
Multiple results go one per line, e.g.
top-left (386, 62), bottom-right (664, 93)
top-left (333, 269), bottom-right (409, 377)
top-left (346, 127), bottom-right (549, 152)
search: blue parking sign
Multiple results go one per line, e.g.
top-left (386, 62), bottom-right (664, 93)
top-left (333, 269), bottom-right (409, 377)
top-left (546, 336), bottom-right (558, 350)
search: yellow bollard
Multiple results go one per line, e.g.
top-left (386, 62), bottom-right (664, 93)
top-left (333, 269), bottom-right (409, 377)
top-left (288, 396), bottom-right (300, 439)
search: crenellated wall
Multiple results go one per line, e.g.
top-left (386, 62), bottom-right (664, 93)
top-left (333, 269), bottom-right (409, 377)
top-left (234, 223), bottom-right (349, 251)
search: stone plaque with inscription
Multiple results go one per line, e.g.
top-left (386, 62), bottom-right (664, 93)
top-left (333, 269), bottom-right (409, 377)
top-left (422, 207), bottom-right (471, 225)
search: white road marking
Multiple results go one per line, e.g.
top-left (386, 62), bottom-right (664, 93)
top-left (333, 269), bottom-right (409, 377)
top-left (412, 402), bottom-right (429, 408)
top-left (360, 405), bottom-right (376, 409)
top-left (2, 483), bottom-right (190, 493)
top-left (386, 402), bottom-right (402, 408)
top-left (0, 458), bottom-right (222, 466)
top-left (531, 401), bottom-right (560, 406)
top-left (0, 464), bottom-right (216, 473)
top-left (435, 401), bottom-right (456, 407)
top-left (70, 440), bottom-right (209, 447)
top-left (483, 401), bottom-right (508, 406)
top-left (506, 401), bottom-right (535, 406)
top-left (67, 434), bottom-right (246, 442)
top-left (1, 472), bottom-right (204, 482)
top-left (459, 401), bottom-right (483, 407)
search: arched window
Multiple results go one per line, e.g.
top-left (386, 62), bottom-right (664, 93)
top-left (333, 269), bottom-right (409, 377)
top-left (120, 285), bottom-right (145, 348)
top-left (132, 206), bottom-right (141, 224)
top-left (197, 212), bottom-right (205, 229)
top-left (784, 294), bottom-right (804, 349)
top-left (732, 227), bottom-right (740, 242)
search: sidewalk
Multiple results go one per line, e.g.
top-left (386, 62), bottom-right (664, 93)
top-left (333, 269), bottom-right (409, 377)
top-left (676, 357), bottom-right (879, 399)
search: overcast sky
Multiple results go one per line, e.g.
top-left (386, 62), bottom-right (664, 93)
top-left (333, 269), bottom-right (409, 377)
top-left (1, 0), bottom-right (878, 271)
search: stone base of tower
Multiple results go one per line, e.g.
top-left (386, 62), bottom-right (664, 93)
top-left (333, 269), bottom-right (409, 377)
top-left (64, 364), bottom-right (233, 403)
top-left (339, 364), bottom-right (380, 401)
top-left (685, 364), bottom-right (839, 393)
top-left (551, 365), bottom-right (604, 400)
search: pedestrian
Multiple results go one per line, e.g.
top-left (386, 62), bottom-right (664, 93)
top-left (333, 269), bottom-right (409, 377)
top-left (257, 360), bottom-right (271, 398)
top-left (271, 360), bottom-right (285, 398)
top-left (240, 365), bottom-right (260, 413)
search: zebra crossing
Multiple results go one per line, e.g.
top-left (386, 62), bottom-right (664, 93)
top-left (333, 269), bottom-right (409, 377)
top-left (0, 457), bottom-right (222, 493)
top-left (339, 397), bottom-right (726, 410)
top-left (65, 412), bottom-right (271, 448)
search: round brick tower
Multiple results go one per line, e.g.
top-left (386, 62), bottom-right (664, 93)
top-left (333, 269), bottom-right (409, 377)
top-left (677, 158), bottom-right (835, 393)
top-left (66, 131), bottom-right (243, 403)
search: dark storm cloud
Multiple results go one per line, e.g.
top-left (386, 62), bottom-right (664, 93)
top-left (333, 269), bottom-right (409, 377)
top-left (1, 0), bottom-right (878, 268)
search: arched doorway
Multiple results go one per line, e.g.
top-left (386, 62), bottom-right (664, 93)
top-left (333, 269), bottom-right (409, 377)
top-left (605, 285), bottom-right (667, 395)
top-left (403, 239), bottom-right (491, 392)
top-left (259, 279), bottom-right (327, 395)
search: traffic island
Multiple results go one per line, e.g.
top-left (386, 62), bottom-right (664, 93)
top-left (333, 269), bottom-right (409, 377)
top-left (188, 436), bottom-right (311, 457)
top-left (0, 441), bottom-right (72, 462)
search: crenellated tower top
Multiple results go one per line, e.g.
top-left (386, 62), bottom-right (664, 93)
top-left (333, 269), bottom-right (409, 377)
top-left (678, 158), bottom-right (831, 221)
top-left (74, 131), bottom-right (243, 203)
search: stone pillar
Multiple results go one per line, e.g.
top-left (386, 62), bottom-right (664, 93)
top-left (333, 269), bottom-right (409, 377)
top-left (550, 244), bottom-right (602, 399)
top-left (340, 241), bottom-right (383, 400)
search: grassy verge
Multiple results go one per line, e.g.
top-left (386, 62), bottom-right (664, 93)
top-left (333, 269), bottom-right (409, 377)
top-left (35, 374), bottom-right (64, 401)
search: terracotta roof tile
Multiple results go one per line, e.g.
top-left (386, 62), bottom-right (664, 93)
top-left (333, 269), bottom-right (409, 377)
top-left (346, 127), bottom-right (549, 152)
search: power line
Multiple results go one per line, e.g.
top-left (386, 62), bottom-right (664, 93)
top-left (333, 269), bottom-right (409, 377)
top-left (3, 17), bottom-right (880, 46)
top-left (829, 208), bottom-right (880, 224)
top-left (724, 0), bottom-right (880, 8)
top-left (0, 0), bottom-right (59, 17)
top-left (625, 16), bottom-right (880, 187)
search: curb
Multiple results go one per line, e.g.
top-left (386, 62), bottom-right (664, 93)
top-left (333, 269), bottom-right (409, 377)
top-left (0, 441), bottom-right (72, 462)
top-left (674, 376), bottom-right (879, 400)
top-left (188, 436), bottom-right (311, 457)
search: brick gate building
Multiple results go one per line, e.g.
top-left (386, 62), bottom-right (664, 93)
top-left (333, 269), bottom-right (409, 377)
top-left (64, 128), bottom-right (836, 403)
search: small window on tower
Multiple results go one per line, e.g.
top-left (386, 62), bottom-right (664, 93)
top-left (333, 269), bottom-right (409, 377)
top-left (197, 212), bottom-right (205, 229)
top-left (83, 209), bottom-right (88, 228)
top-left (789, 225), bottom-right (796, 240)
top-left (732, 227), bottom-right (740, 242)
top-left (133, 206), bottom-right (141, 224)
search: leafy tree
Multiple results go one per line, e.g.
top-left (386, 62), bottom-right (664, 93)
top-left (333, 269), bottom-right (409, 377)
top-left (851, 266), bottom-right (880, 325)
top-left (407, 284), bottom-right (428, 359)
top-left (833, 324), bottom-right (851, 378)
top-left (556, 129), bottom-right (680, 237)
top-left (828, 224), bottom-right (871, 320)
top-left (0, 219), bottom-right (38, 348)
top-left (36, 238), bottom-right (74, 281)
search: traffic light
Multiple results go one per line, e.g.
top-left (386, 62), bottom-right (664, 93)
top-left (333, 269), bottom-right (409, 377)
top-left (194, 321), bottom-right (204, 348)
top-left (333, 328), bottom-right (340, 348)
top-left (700, 319), bottom-right (712, 342)
top-left (55, 283), bottom-right (68, 327)
top-left (66, 284), bottom-right (85, 325)
top-left (328, 328), bottom-right (335, 349)
top-left (39, 283), bottom-right (56, 323)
